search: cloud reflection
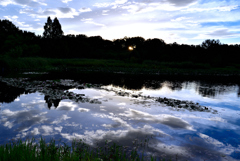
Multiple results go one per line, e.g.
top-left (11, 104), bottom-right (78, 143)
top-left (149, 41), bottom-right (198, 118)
top-left (78, 108), bottom-right (90, 112)
top-left (119, 108), bottom-right (194, 130)
top-left (56, 102), bottom-right (78, 111)
top-left (60, 124), bottom-right (168, 147)
top-left (102, 117), bottom-right (130, 128)
top-left (41, 125), bottom-right (54, 136)
top-left (52, 114), bottom-right (71, 124)
top-left (1, 109), bottom-right (48, 131)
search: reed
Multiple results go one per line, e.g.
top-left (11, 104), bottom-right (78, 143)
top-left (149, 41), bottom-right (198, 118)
top-left (0, 137), bottom-right (159, 161)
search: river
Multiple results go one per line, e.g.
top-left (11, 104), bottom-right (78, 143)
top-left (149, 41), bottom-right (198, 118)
top-left (0, 71), bottom-right (240, 161)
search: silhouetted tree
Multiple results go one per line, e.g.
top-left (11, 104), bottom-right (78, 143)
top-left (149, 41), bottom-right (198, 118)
top-left (0, 19), bottom-right (20, 34)
top-left (143, 38), bottom-right (166, 60)
top-left (113, 38), bottom-right (126, 50)
top-left (43, 17), bottom-right (53, 38)
top-left (43, 17), bottom-right (63, 39)
top-left (0, 19), bottom-right (40, 58)
top-left (3, 18), bottom-right (240, 66)
top-left (201, 39), bottom-right (221, 49)
top-left (52, 17), bottom-right (63, 39)
top-left (126, 36), bottom-right (145, 50)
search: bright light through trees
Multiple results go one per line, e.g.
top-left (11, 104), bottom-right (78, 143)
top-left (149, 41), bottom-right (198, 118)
top-left (128, 46), bottom-right (133, 51)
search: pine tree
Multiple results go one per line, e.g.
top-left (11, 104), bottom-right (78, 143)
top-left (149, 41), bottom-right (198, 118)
top-left (43, 17), bottom-right (53, 38)
top-left (52, 17), bottom-right (64, 39)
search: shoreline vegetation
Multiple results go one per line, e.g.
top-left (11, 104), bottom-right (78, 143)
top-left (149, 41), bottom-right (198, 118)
top-left (0, 136), bottom-right (158, 161)
top-left (1, 57), bottom-right (240, 76)
top-left (1, 18), bottom-right (240, 77)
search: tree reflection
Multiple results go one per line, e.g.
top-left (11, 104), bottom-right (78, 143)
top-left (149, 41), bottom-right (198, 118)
top-left (44, 95), bottom-right (61, 109)
top-left (1, 74), bottom-right (240, 105)
top-left (0, 81), bottom-right (25, 103)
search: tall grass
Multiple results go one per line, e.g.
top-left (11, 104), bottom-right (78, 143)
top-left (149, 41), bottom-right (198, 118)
top-left (0, 137), bottom-right (158, 161)
top-left (1, 57), bottom-right (239, 76)
top-left (0, 57), bottom-right (51, 70)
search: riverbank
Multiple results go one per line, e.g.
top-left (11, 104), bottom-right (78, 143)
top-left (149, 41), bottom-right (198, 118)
top-left (1, 57), bottom-right (240, 76)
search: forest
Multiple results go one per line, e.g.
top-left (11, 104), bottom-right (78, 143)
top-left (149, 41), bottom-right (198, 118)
top-left (1, 17), bottom-right (240, 68)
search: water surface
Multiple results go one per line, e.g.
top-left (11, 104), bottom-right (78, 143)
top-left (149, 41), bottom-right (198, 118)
top-left (0, 73), bottom-right (240, 161)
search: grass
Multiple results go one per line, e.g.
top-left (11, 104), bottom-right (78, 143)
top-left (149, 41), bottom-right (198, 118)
top-left (1, 56), bottom-right (240, 76)
top-left (0, 137), bottom-right (159, 161)
top-left (0, 57), bottom-right (51, 71)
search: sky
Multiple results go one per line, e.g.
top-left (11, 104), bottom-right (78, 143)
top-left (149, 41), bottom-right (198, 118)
top-left (1, 0), bottom-right (240, 45)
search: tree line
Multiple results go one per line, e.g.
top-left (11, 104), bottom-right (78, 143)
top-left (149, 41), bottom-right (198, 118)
top-left (1, 17), bottom-right (240, 67)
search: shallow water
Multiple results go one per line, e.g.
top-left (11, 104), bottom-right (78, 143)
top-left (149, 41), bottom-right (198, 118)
top-left (0, 73), bottom-right (240, 161)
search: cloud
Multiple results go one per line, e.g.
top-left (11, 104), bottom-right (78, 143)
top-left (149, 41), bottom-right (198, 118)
top-left (217, 5), bottom-right (239, 11)
top-left (28, 1), bottom-right (46, 7)
top-left (93, 3), bottom-right (111, 8)
top-left (122, 3), bottom-right (147, 13)
top-left (42, 10), bottom-right (56, 15)
top-left (3, 0), bottom-right (239, 45)
top-left (112, 0), bottom-right (128, 8)
top-left (0, 0), bottom-right (14, 6)
top-left (93, 0), bottom-right (128, 8)
top-left (79, 8), bottom-right (92, 13)
top-left (62, 0), bottom-right (72, 3)
top-left (20, 7), bottom-right (80, 18)
top-left (12, 15), bottom-right (18, 19)
top-left (3, 15), bottom-right (30, 28)
top-left (102, 10), bottom-right (109, 15)
top-left (121, 1), bottom-right (189, 15)
top-left (20, 8), bottom-right (34, 14)
top-left (207, 29), bottom-right (236, 36)
top-left (166, 0), bottom-right (197, 7)
top-left (14, 0), bottom-right (31, 5)
top-left (84, 21), bottom-right (106, 27)
top-left (115, 0), bottom-right (128, 4)
top-left (81, 18), bottom-right (106, 27)
top-left (184, 5), bottom-right (239, 12)
top-left (46, 8), bottom-right (79, 18)
top-left (194, 28), bottom-right (240, 39)
top-left (171, 16), bottom-right (190, 22)
top-left (59, 7), bottom-right (72, 13)
top-left (81, 18), bottom-right (93, 21)
top-left (0, 0), bottom-right (47, 7)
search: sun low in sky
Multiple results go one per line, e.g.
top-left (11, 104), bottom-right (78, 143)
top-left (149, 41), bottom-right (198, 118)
top-left (1, 0), bottom-right (240, 45)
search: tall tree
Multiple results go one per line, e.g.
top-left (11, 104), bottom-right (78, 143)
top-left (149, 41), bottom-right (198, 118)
top-left (43, 16), bottom-right (53, 38)
top-left (201, 39), bottom-right (221, 49)
top-left (52, 17), bottom-right (63, 39)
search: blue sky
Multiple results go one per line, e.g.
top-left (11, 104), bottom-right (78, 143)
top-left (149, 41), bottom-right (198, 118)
top-left (1, 0), bottom-right (240, 45)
